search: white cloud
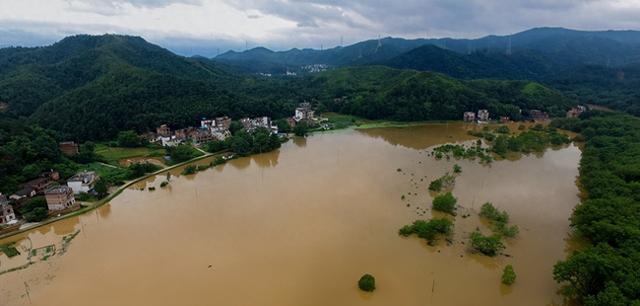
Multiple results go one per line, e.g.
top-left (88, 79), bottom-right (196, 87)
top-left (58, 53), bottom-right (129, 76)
top-left (0, 0), bottom-right (639, 54)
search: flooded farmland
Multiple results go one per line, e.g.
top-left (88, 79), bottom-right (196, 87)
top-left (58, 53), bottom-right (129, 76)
top-left (0, 123), bottom-right (581, 306)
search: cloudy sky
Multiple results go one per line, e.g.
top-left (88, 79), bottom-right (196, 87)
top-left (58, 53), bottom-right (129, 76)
top-left (1, 0), bottom-right (639, 56)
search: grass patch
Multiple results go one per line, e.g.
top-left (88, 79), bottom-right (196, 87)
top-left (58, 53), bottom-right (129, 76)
top-left (95, 143), bottom-right (165, 165)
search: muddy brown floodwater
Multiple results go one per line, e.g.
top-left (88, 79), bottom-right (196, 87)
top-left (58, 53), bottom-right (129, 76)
top-left (0, 123), bottom-right (581, 306)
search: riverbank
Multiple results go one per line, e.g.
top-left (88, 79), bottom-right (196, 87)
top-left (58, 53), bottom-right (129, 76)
top-left (0, 151), bottom-right (219, 241)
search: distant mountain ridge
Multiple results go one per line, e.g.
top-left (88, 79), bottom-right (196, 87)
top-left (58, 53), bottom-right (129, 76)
top-left (214, 27), bottom-right (640, 74)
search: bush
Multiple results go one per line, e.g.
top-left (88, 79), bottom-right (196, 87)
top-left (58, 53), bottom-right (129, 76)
top-left (428, 178), bottom-right (443, 192)
top-left (479, 202), bottom-right (519, 238)
top-left (398, 218), bottom-right (453, 245)
top-left (479, 202), bottom-right (509, 223)
top-left (358, 274), bottom-right (376, 292)
top-left (470, 231), bottom-right (504, 256)
top-left (432, 192), bottom-right (457, 215)
top-left (212, 156), bottom-right (226, 166)
top-left (293, 123), bottom-right (309, 137)
top-left (168, 145), bottom-right (200, 163)
top-left (453, 164), bottom-right (462, 174)
top-left (205, 140), bottom-right (229, 153)
top-left (24, 207), bottom-right (49, 222)
top-left (116, 130), bottom-right (143, 147)
top-left (182, 165), bottom-right (197, 175)
top-left (0, 244), bottom-right (20, 257)
top-left (496, 126), bottom-right (510, 134)
top-left (502, 265), bottom-right (516, 285)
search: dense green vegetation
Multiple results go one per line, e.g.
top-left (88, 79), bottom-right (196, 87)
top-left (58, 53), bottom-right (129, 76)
top-left (432, 192), bottom-right (457, 215)
top-left (502, 265), bottom-right (517, 285)
top-left (312, 66), bottom-right (570, 121)
top-left (0, 117), bottom-right (75, 193)
top-left (358, 274), bottom-right (376, 292)
top-left (551, 112), bottom-right (640, 305)
top-left (167, 145), bottom-right (202, 163)
top-left (19, 197), bottom-right (49, 222)
top-left (491, 126), bottom-right (571, 157)
top-left (399, 218), bottom-right (453, 245)
top-left (469, 231), bottom-right (505, 256)
top-left (205, 127), bottom-right (281, 156)
top-left (432, 143), bottom-right (493, 164)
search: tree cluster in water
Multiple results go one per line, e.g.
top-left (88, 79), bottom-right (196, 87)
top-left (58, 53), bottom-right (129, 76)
top-left (431, 124), bottom-right (571, 164)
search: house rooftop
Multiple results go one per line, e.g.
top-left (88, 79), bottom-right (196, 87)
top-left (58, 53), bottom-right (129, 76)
top-left (46, 186), bottom-right (72, 195)
top-left (68, 171), bottom-right (97, 183)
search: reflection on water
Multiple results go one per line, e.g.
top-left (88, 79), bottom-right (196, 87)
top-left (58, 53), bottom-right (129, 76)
top-left (357, 123), bottom-right (478, 150)
top-left (292, 136), bottom-right (307, 147)
top-left (0, 125), bottom-right (581, 306)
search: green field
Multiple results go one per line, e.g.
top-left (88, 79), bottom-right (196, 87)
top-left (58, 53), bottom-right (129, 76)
top-left (95, 144), bottom-right (166, 165)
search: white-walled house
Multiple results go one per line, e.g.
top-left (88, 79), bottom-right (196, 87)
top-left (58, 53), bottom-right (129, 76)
top-left (67, 171), bottom-right (98, 194)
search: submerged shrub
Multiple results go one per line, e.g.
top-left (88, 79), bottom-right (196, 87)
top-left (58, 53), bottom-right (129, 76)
top-left (398, 218), bottom-right (453, 245)
top-left (432, 192), bottom-right (457, 215)
top-left (502, 265), bottom-right (517, 285)
top-left (470, 231), bottom-right (504, 256)
top-left (358, 274), bottom-right (376, 292)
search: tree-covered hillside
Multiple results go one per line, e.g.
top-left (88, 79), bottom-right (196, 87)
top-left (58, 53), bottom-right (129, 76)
top-left (0, 35), bottom-right (571, 141)
top-left (552, 112), bottom-right (640, 305)
top-left (308, 66), bottom-right (570, 121)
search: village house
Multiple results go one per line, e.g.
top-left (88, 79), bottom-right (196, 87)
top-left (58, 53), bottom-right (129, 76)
top-left (59, 141), bottom-right (79, 156)
top-left (500, 116), bottom-right (511, 123)
top-left (0, 194), bottom-right (17, 225)
top-left (215, 116), bottom-right (232, 130)
top-left (45, 186), bottom-right (76, 211)
top-left (156, 124), bottom-right (171, 137)
top-left (463, 112), bottom-right (476, 122)
top-left (240, 116), bottom-right (278, 134)
top-left (530, 110), bottom-right (550, 121)
top-left (477, 109), bottom-right (490, 122)
top-left (23, 177), bottom-right (54, 195)
top-left (200, 118), bottom-right (215, 129)
top-left (190, 129), bottom-right (217, 145)
top-left (9, 187), bottom-right (36, 202)
top-left (294, 102), bottom-right (315, 123)
top-left (174, 127), bottom-right (197, 141)
top-left (41, 170), bottom-right (60, 181)
top-left (67, 171), bottom-right (98, 194)
top-left (567, 105), bottom-right (587, 118)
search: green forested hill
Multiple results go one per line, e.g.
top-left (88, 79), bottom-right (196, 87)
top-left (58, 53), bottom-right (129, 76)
top-left (0, 35), bottom-right (571, 141)
top-left (309, 66), bottom-right (570, 120)
top-left (0, 35), bottom-right (303, 140)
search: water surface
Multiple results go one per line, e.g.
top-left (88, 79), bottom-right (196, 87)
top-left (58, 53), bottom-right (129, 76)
top-left (0, 124), bottom-right (581, 306)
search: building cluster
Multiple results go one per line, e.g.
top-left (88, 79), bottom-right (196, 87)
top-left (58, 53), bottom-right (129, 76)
top-left (151, 103), bottom-right (318, 148)
top-left (152, 115), bottom-right (282, 147)
top-left (153, 116), bottom-right (232, 147)
top-left (463, 109), bottom-right (490, 123)
top-left (239, 116), bottom-right (278, 134)
top-left (1, 170), bottom-right (100, 227)
top-left (566, 105), bottom-right (587, 118)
